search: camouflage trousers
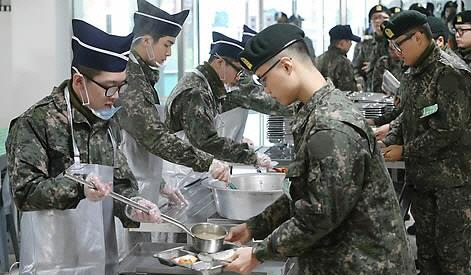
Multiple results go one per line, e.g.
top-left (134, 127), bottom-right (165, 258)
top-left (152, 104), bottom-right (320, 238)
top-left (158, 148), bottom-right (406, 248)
top-left (411, 186), bottom-right (471, 275)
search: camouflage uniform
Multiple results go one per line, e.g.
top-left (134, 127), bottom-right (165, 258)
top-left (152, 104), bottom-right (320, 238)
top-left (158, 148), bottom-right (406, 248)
top-left (165, 62), bottom-right (290, 164)
top-left (6, 80), bottom-right (138, 228)
top-left (352, 34), bottom-right (374, 87)
top-left (247, 80), bottom-right (415, 275)
top-left (315, 45), bottom-right (358, 91)
top-left (365, 35), bottom-right (389, 91)
top-left (116, 51), bottom-right (214, 171)
top-left (455, 47), bottom-right (471, 67)
top-left (384, 42), bottom-right (471, 275)
top-left (371, 54), bottom-right (403, 94)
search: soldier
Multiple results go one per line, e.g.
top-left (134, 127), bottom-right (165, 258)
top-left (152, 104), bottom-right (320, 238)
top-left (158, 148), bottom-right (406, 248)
top-left (164, 31), bottom-right (274, 167)
top-left (116, 0), bottom-right (230, 206)
top-left (5, 19), bottom-right (160, 275)
top-left (353, 4), bottom-right (390, 91)
top-left (381, 10), bottom-right (471, 275)
top-left (224, 23), bottom-right (415, 275)
top-left (428, 15), bottom-right (464, 63)
top-left (453, 10), bottom-right (471, 66)
top-left (315, 25), bottom-right (360, 91)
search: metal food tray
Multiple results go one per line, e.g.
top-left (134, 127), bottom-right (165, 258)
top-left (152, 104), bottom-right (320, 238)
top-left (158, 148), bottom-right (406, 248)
top-left (154, 244), bottom-right (237, 275)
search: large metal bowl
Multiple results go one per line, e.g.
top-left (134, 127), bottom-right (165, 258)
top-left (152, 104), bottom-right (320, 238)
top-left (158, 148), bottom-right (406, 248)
top-left (205, 173), bottom-right (285, 220)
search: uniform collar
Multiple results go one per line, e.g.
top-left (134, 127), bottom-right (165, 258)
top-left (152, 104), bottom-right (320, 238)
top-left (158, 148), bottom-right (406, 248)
top-left (197, 62), bottom-right (227, 99)
top-left (51, 79), bottom-right (105, 127)
top-left (292, 80), bottom-right (335, 131)
top-left (458, 47), bottom-right (471, 61)
top-left (408, 41), bottom-right (437, 76)
top-left (128, 50), bottom-right (160, 104)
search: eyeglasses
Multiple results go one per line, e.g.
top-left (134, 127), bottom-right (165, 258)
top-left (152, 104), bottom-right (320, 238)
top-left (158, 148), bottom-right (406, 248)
top-left (252, 59), bottom-right (281, 87)
top-left (82, 73), bottom-right (128, 97)
top-left (389, 31), bottom-right (418, 53)
top-left (218, 56), bottom-right (243, 77)
top-left (452, 27), bottom-right (471, 36)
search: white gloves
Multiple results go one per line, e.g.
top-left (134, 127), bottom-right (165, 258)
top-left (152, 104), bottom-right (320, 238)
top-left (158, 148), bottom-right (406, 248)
top-left (241, 137), bottom-right (255, 150)
top-left (209, 159), bottom-right (231, 182)
top-left (256, 153), bottom-right (272, 168)
top-left (160, 184), bottom-right (188, 206)
top-left (125, 197), bottom-right (161, 223)
top-left (84, 175), bottom-right (112, 202)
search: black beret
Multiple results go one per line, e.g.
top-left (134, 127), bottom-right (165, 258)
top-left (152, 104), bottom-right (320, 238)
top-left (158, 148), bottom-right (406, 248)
top-left (133, 0), bottom-right (189, 37)
top-left (427, 16), bottom-right (449, 40)
top-left (381, 10), bottom-right (428, 40)
top-left (369, 4), bottom-right (390, 20)
top-left (389, 7), bottom-right (402, 16)
top-left (409, 3), bottom-right (429, 16)
top-left (239, 23), bottom-right (304, 72)
top-left (454, 10), bottom-right (471, 25)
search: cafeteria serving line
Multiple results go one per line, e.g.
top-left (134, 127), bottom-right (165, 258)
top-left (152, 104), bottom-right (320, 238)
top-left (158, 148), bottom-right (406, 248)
top-left (1, 1), bottom-right (471, 275)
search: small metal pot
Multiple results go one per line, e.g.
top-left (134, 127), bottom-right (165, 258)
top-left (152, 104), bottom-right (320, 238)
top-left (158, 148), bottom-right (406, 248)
top-left (188, 223), bottom-right (227, 253)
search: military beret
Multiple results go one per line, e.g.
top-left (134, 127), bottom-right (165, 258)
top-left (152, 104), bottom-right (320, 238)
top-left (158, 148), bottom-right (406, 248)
top-left (409, 3), bottom-right (428, 15)
top-left (239, 23), bottom-right (304, 72)
top-left (369, 4), bottom-right (390, 20)
top-left (389, 7), bottom-right (402, 16)
top-left (454, 10), bottom-right (471, 25)
top-left (329, 25), bottom-right (361, 42)
top-left (427, 16), bottom-right (449, 40)
top-left (381, 10), bottom-right (428, 40)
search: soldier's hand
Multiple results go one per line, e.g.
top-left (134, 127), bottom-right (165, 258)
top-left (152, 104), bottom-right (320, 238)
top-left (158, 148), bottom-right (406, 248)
top-left (383, 145), bottom-right (403, 161)
top-left (374, 124), bottom-right (390, 141)
top-left (209, 159), bottom-right (231, 182)
top-left (366, 119), bottom-right (375, 126)
top-left (224, 247), bottom-right (260, 274)
top-left (241, 137), bottom-right (255, 150)
top-left (84, 175), bottom-right (112, 202)
top-left (226, 223), bottom-right (252, 245)
top-left (361, 61), bottom-right (370, 72)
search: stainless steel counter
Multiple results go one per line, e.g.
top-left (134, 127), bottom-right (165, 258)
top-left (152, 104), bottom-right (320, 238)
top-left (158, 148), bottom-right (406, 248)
top-left (119, 242), bottom-right (288, 275)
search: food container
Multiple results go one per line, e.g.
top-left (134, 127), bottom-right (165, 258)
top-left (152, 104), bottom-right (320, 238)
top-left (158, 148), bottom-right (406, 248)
top-left (205, 173), bottom-right (285, 220)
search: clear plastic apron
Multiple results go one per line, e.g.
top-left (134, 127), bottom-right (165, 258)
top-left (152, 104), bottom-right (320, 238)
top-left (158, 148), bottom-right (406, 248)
top-left (19, 87), bottom-right (118, 275)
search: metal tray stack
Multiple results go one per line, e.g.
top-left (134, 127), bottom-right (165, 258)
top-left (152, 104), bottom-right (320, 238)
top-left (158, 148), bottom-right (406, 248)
top-left (267, 116), bottom-right (293, 145)
top-left (347, 92), bottom-right (395, 119)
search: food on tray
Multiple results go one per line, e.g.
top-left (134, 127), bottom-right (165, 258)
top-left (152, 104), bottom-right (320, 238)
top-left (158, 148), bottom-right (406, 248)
top-left (273, 167), bottom-right (288, 173)
top-left (175, 255), bottom-right (198, 265)
top-left (212, 249), bottom-right (237, 262)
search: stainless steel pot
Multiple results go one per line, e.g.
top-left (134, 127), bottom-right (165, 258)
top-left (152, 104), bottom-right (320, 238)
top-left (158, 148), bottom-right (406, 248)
top-left (205, 173), bottom-right (285, 220)
top-left (188, 223), bottom-right (227, 254)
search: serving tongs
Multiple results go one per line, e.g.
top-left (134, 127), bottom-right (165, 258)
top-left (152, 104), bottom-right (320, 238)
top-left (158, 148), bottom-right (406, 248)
top-left (63, 171), bottom-right (194, 236)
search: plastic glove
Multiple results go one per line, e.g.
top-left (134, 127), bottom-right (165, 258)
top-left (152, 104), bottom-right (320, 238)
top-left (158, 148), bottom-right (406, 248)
top-left (84, 175), bottom-right (112, 202)
top-left (209, 159), bottom-right (231, 182)
top-left (160, 184), bottom-right (188, 206)
top-left (125, 197), bottom-right (161, 223)
top-left (241, 137), bottom-right (255, 150)
top-left (374, 124), bottom-right (390, 141)
top-left (256, 153), bottom-right (272, 168)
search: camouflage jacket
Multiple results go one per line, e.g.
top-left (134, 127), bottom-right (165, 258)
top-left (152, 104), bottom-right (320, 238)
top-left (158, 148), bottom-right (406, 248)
top-left (6, 80), bottom-right (139, 228)
top-left (352, 34), bottom-right (374, 83)
top-left (455, 47), bottom-right (471, 67)
top-left (116, 51), bottom-right (213, 172)
top-left (165, 63), bottom-right (292, 164)
top-left (387, 42), bottom-right (471, 190)
top-left (165, 63), bottom-right (261, 164)
top-left (365, 35), bottom-right (389, 91)
top-left (315, 45), bottom-right (358, 92)
top-left (247, 80), bottom-right (415, 275)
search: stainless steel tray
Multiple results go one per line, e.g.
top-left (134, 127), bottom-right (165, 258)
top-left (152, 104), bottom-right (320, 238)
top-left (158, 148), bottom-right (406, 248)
top-left (154, 244), bottom-right (237, 275)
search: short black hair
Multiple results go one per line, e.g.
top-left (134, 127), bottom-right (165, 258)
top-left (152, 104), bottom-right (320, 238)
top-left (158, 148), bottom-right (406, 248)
top-left (133, 20), bottom-right (167, 42)
top-left (412, 23), bottom-right (433, 40)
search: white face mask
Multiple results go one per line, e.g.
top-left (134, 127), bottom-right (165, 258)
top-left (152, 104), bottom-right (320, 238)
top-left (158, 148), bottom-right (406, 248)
top-left (135, 36), bottom-right (167, 70)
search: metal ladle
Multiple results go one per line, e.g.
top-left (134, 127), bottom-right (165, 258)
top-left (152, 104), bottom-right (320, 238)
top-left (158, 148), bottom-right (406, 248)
top-left (63, 172), bottom-right (195, 237)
